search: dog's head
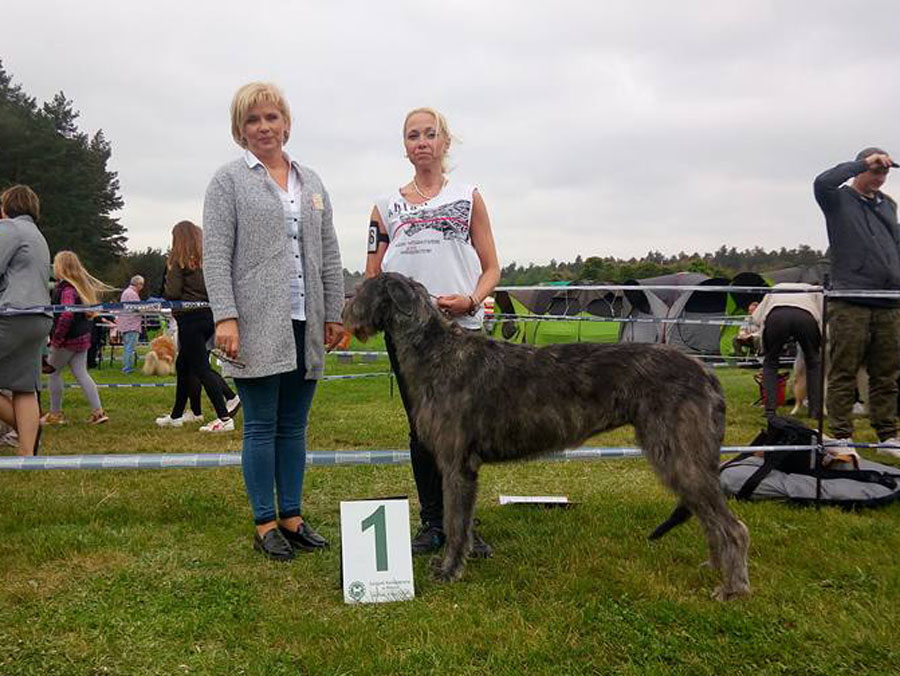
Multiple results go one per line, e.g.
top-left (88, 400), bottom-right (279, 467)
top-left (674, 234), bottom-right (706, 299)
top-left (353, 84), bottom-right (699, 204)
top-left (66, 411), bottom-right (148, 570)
top-left (342, 272), bottom-right (438, 342)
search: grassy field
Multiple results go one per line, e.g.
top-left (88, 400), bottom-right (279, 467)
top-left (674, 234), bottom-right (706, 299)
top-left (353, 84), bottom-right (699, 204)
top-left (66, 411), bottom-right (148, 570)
top-left (1, 347), bottom-right (899, 675)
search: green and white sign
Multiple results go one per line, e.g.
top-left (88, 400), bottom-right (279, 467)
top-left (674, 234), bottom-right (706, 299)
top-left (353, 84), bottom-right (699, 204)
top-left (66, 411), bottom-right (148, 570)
top-left (340, 498), bottom-right (415, 604)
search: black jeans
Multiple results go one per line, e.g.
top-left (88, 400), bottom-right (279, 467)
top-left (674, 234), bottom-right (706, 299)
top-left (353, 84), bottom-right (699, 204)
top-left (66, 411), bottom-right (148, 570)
top-left (185, 371), bottom-right (235, 416)
top-left (171, 310), bottom-right (228, 420)
top-left (762, 306), bottom-right (822, 418)
top-left (385, 333), bottom-right (445, 528)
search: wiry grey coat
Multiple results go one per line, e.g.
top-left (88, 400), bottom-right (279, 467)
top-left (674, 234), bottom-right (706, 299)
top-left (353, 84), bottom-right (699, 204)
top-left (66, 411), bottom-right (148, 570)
top-left (203, 158), bottom-right (343, 379)
top-left (344, 273), bottom-right (750, 600)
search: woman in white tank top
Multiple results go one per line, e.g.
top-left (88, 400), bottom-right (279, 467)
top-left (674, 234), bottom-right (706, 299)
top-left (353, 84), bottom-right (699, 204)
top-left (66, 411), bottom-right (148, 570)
top-left (365, 107), bottom-right (500, 553)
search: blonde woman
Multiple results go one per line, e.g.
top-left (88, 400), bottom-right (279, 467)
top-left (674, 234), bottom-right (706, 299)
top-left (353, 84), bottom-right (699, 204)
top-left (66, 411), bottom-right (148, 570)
top-left (365, 107), bottom-right (500, 556)
top-left (42, 251), bottom-right (111, 425)
top-left (204, 82), bottom-right (344, 561)
top-left (0, 185), bottom-right (52, 455)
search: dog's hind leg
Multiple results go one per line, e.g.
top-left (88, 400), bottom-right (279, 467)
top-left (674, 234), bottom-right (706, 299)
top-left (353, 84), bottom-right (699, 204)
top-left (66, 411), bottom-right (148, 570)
top-left (640, 399), bottom-right (750, 600)
top-left (692, 491), bottom-right (750, 600)
top-left (433, 454), bottom-right (480, 583)
top-left (660, 459), bottom-right (750, 600)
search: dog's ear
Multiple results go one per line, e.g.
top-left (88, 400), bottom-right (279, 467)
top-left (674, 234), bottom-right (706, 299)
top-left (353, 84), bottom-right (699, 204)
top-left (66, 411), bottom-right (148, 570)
top-left (384, 276), bottom-right (416, 317)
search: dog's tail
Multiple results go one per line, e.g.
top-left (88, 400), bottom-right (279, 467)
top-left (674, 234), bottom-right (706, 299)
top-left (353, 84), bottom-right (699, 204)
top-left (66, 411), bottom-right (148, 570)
top-left (648, 503), bottom-right (692, 540)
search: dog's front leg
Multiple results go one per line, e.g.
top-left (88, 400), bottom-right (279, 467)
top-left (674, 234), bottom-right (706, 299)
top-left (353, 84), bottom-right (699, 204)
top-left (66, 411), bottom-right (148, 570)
top-left (432, 461), bottom-right (479, 582)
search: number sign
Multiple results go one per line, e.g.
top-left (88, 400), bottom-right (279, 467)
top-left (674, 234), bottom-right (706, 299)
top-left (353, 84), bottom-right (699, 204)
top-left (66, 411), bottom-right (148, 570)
top-left (340, 498), bottom-right (414, 604)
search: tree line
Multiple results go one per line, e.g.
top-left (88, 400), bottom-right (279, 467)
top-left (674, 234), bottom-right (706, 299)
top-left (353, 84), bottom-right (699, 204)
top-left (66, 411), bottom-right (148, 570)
top-left (345, 245), bottom-right (826, 292)
top-left (499, 244), bottom-right (826, 286)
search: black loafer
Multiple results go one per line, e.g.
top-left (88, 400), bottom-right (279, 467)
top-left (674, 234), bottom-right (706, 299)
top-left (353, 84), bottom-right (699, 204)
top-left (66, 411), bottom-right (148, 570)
top-left (279, 521), bottom-right (329, 551)
top-left (253, 528), bottom-right (294, 561)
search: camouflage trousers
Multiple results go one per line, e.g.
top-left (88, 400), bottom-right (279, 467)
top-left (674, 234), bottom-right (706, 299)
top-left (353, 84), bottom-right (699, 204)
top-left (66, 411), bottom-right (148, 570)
top-left (826, 300), bottom-right (900, 440)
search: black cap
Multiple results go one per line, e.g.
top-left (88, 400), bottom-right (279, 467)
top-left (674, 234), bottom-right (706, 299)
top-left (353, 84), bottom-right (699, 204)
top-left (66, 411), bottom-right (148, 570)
top-left (856, 146), bottom-right (900, 168)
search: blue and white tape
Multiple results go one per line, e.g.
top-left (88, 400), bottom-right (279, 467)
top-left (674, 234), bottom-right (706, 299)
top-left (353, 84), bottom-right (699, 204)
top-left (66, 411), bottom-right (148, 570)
top-left (2, 286), bottom-right (900, 318)
top-left (44, 371), bottom-right (393, 389)
top-left (491, 313), bottom-right (750, 327)
top-left (0, 299), bottom-right (209, 316)
top-left (0, 444), bottom-right (819, 471)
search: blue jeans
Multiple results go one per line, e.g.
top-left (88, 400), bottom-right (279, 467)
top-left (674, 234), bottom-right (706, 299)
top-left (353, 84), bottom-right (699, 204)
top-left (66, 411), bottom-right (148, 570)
top-left (121, 331), bottom-right (139, 372)
top-left (234, 321), bottom-right (317, 525)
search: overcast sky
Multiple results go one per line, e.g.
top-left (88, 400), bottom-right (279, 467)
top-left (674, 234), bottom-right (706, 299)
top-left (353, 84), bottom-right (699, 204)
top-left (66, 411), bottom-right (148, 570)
top-left (4, 1), bottom-right (900, 271)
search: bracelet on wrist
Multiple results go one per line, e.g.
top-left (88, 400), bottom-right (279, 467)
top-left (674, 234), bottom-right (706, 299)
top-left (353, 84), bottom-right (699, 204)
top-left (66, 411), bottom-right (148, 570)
top-left (467, 295), bottom-right (479, 316)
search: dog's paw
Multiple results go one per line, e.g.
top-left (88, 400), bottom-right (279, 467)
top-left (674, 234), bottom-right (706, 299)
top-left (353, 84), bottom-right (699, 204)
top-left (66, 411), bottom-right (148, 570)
top-left (712, 583), bottom-right (752, 602)
top-left (430, 556), bottom-right (462, 583)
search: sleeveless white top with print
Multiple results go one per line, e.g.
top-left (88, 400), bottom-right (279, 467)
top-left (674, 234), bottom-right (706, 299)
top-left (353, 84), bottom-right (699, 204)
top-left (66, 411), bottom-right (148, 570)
top-left (375, 182), bottom-right (483, 329)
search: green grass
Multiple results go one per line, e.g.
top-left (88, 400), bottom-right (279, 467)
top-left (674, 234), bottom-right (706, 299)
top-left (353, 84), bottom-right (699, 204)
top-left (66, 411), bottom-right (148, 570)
top-left (1, 355), bottom-right (899, 675)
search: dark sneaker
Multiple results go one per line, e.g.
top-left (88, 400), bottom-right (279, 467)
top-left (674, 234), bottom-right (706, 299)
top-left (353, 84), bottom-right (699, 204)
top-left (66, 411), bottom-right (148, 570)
top-left (279, 521), bottom-right (329, 551)
top-left (253, 528), bottom-right (294, 562)
top-left (471, 529), bottom-right (493, 559)
top-left (411, 524), bottom-right (445, 555)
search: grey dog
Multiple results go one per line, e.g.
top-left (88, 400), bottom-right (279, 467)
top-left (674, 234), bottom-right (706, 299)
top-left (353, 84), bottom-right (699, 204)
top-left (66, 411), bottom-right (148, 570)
top-left (343, 273), bottom-right (750, 600)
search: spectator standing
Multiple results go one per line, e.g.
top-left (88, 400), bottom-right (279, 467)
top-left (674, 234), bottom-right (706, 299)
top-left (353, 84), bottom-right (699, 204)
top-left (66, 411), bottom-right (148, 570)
top-left (87, 314), bottom-right (115, 369)
top-left (155, 268), bottom-right (238, 421)
top-left (0, 185), bottom-right (52, 455)
top-left (814, 147), bottom-right (900, 458)
top-left (117, 275), bottom-right (144, 373)
top-left (158, 220), bottom-right (240, 430)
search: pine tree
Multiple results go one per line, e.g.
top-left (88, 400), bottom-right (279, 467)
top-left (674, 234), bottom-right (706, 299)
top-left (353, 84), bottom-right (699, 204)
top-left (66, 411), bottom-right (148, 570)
top-left (0, 60), bottom-right (126, 273)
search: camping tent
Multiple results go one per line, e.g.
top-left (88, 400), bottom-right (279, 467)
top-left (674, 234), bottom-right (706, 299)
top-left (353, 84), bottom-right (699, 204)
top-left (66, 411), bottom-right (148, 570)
top-left (618, 282), bottom-right (669, 344)
top-left (614, 272), bottom-right (729, 353)
top-left (490, 285), bottom-right (624, 345)
top-left (492, 270), bottom-right (784, 356)
top-left (664, 276), bottom-right (731, 354)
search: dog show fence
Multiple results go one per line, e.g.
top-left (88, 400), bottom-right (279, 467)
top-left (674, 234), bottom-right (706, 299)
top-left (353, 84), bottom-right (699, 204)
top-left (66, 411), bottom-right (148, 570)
top-left (0, 444), bottom-right (823, 471)
top-left (3, 284), bottom-right (899, 472)
top-left (0, 283), bottom-right (821, 317)
top-left (2, 284), bottom-right (885, 320)
top-left (45, 371), bottom-right (393, 389)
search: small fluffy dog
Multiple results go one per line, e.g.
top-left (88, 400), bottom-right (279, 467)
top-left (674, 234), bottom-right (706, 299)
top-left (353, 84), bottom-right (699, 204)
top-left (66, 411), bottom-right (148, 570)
top-left (143, 334), bottom-right (176, 377)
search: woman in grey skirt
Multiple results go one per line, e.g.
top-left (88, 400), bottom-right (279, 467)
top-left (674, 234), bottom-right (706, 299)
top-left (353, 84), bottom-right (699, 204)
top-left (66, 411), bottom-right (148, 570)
top-left (0, 185), bottom-right (52, 455)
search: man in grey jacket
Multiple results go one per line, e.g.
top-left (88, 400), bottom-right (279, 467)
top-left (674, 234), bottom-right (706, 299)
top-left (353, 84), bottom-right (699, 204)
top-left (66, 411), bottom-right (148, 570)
top-left (814, 147), bottom-right (900, 456)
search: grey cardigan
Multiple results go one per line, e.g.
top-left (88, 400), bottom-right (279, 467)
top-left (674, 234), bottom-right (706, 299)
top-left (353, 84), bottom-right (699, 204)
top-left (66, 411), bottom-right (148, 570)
top-left (0, 215), bottom-right (52, 313)
top-left (203, 157), bottom-right (344, 379)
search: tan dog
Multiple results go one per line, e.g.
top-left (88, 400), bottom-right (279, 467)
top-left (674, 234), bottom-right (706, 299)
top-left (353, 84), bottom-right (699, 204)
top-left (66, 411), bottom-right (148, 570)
top-left (789, 348), bottom-right (811, 416)
top-left (790, 348), bottom-right (868, 417)
top-left (143, 334), bottom-right (176, 377)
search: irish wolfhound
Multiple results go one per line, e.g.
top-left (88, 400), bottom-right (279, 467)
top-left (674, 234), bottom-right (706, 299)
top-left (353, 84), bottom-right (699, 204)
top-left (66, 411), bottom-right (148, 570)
top-left (343, 273), bottom-right (750, 600)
